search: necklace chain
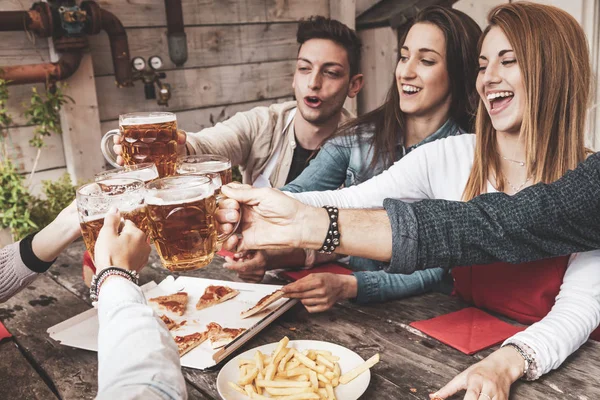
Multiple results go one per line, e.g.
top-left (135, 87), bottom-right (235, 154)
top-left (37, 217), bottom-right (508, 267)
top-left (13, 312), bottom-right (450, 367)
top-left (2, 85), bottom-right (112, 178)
top-left (505, 176), bottom-right (531, 194)
top-left (501, 155), bottom-right (525, 167)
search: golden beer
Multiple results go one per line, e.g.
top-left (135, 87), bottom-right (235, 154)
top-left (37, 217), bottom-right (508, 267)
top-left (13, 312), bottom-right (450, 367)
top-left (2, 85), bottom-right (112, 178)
top-left (95, 163), bottom-right (159, 184)
top-left (120, 113), bottom-right (178, 177)
top-left (178, 155), bottom-right (233, 186)
top-left (145, 175), bottom-right (237, 271)
top-left (77, 178), bottom-right (147, 261)
top-left (80, 206), bottom-right (148, 259)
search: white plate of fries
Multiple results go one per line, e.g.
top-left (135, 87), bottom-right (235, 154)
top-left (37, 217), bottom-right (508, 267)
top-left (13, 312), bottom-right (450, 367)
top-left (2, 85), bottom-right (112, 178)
top-left (217, 336), bottom-right (379, 400)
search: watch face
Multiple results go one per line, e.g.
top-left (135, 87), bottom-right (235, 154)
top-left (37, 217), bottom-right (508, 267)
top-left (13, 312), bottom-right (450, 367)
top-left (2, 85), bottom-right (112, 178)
top-left (149, 56), bottom-right (163, 70)
top-left (132, 57), bottom-right (146, 71)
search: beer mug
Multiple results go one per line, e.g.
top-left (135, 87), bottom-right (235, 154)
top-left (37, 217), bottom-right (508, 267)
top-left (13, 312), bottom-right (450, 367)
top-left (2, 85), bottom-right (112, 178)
top-left (145, 175), bottom-right (239, 271)
top-left (101, 112), bottom-right (180, 177)
top-left (177, 155), bottom-right (233, 186)
top-left (77, 178), bottom-right (147, 261)
top-left (94, 162), bottom-right (159, 183)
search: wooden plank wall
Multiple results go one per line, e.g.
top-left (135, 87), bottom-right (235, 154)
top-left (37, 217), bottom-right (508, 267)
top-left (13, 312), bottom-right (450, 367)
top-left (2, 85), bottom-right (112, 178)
top-left (94, 0), bottom-right (328, 140)
top-left (356, 0), bottom-right (509, 115)
top-left (0, 0), bottom-right (330, 186)
top-left (0, 1), bottom-right (66, 193)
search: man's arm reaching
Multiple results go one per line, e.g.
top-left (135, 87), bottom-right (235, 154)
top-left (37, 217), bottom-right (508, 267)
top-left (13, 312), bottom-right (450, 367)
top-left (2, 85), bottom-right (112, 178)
top-left (384, 152), bottom-right (600, 274)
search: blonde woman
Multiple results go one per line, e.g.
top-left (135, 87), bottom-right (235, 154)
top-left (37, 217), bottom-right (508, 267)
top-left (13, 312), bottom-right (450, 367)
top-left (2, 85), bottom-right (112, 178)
top-left (272, 3), bottom-right (597, 399)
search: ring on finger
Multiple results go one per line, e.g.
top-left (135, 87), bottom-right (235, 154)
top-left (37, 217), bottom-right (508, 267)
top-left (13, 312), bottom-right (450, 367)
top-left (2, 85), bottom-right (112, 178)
top-left (479, 394), bottom-right (492, 400)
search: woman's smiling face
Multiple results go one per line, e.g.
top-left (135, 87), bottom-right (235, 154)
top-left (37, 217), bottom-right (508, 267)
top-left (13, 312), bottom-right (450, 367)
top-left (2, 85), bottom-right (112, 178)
top-left (477, 26), bottom-right (526, 134)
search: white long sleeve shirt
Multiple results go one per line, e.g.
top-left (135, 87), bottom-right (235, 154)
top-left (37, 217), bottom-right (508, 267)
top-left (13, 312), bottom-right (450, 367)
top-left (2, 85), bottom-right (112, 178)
top-left (290, 134), bottom-right (600, 377)
top-left (97, 277), bottom-right (187, 400)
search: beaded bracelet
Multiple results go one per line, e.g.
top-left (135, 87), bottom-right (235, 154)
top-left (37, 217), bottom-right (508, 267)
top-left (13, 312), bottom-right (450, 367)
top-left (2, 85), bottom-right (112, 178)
top-left (318, 206), bottom-right (340, 254)
top-left (90, 267), bottom-right (140, 302)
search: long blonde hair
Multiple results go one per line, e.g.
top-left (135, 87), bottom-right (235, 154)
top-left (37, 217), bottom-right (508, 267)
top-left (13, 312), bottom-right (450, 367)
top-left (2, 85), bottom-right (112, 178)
top-left (462, 2), bottom-right (591, 200)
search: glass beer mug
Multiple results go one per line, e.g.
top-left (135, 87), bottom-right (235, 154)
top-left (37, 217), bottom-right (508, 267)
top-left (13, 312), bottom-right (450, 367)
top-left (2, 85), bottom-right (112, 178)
top-left (101, 112), bottom-right (180, 177)
top-left (145, 175), bottom-right (239, 271)
top-left (76, 178), bottom-right (147, 261)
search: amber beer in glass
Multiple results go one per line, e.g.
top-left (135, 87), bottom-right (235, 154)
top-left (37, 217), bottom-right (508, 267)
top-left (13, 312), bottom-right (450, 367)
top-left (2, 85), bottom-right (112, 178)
top-left (77, 178), bottom-right (147, 260)
top-left (94, 163), bottom-right (159, 184)
top-left (101, 112), bottom-right (179, 177)
top-left (145, 175), bottom-right (238, 271)
top-left (177, 155), bottom-right (233, 186)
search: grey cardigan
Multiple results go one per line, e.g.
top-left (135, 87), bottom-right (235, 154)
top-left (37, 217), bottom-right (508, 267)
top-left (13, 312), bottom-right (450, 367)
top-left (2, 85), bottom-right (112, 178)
top-left (383, 151), bottom-right (600, 274)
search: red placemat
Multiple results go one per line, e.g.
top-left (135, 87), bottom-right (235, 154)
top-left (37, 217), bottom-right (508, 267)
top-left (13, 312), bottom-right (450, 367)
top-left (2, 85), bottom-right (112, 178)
top-left (410, 307), bottom-right (525, 355)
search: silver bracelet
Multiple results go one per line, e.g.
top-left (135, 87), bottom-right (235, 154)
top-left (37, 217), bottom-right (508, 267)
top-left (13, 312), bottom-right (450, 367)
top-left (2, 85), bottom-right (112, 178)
top-left (503, 342), bottom-right (536, 380)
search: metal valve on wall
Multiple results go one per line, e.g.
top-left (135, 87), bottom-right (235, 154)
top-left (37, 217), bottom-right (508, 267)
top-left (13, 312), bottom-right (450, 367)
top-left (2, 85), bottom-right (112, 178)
top-left (131, 55), bottom-right (172, 107)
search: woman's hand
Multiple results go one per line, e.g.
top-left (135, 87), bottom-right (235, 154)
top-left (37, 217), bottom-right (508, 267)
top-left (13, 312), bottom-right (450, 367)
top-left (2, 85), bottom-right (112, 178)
top-left (223, 250), bottom-right (268, 283)
top-left (430, 346), bottom-right (525, 400)
top-left (282, 273), bottom-right (358, 313)
top-left (94, 208), bottom-right (151, 274)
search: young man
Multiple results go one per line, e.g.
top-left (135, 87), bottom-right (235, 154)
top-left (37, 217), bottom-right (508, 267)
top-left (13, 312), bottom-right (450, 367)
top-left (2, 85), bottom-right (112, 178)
top-left (113, 16), bottom-right (364, 188)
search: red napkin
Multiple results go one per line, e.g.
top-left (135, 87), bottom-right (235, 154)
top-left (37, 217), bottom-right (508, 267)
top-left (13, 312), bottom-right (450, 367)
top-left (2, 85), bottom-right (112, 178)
top-left (0, 321), bottom-right (11, 340)
top-left (279, 263), bottom-right (353, 282)
top-left (409, 307), bottom-right (525, 355)
top-left (217, 249), bottom-right (235, 259)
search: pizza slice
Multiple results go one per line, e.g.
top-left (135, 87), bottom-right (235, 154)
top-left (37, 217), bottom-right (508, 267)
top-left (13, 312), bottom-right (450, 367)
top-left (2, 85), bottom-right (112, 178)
top-left (159, 315), bottom-right (186, 331)
top-left (149, 292), bottom-right (188, 316)
top-left (240, 289), bottom-right (285, 319)
top-left (174, 331), bottom-right (208, 356)
top-left (196, 285), bottom-right (240, 310)
top-left (206, 322), bottom-right (246, 349)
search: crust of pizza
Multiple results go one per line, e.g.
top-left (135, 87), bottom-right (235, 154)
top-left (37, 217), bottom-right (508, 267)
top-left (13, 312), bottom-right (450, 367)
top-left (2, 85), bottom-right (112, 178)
top-left (149, 292), bottom-right (188, 316)
top-left (160, 315), bottom-right (186, 331)
top-left (206, 322), bottom-right (246, 349)
top-left (174, 331), bottom-right (208, 356)
top-left (196, 285), bottom-right (240, 310)
top-left (240, 289), bottom-right (285, 319)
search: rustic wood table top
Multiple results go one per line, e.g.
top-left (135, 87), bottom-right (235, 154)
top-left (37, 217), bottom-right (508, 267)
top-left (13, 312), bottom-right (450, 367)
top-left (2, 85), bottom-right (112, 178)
top-left (1, 241), bottom-right (599, 400)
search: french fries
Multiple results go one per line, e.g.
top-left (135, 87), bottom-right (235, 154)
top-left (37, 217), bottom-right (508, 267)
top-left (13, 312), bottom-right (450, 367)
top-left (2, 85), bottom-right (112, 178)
top-left (228, 336), bottom-right (380, 399)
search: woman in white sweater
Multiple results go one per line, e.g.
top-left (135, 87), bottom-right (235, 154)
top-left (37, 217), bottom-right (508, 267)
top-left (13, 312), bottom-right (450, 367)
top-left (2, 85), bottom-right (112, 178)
top-left (284, 3), bottom-right (598, 399)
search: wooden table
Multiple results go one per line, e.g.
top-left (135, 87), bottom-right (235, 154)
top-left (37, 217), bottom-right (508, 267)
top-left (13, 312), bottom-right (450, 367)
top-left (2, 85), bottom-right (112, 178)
top-left (1, 241), bottom-right (599, 400)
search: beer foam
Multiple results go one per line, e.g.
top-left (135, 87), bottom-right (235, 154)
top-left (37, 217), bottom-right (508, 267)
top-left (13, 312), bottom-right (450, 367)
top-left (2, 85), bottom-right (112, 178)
top-left (121, 112), bottom-right (175, 126)
top-left (119, 168), bottom-right (158, 182)
top-left (145, 191), bottom-right (212, 206)
top-left (81, 205), bottom-right (145, 223)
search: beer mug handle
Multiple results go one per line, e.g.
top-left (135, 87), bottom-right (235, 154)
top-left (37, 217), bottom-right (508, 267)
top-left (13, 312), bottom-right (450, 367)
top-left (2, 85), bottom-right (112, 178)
top-left (215, 193), bottom-right (241, 243)
top-left (100, 129), bottom-right (122, 168)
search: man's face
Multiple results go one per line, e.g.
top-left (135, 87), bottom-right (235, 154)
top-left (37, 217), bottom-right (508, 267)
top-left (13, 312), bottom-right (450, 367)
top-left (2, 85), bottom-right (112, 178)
top-left (293, 38), bottom-right (354, 125)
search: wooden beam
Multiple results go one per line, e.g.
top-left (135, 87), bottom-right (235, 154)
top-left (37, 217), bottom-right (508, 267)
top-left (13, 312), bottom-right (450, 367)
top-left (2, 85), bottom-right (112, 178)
top-left (330, 0), bottom-right (358, 115)
top-left (58, 53), bottom-right (105, 182)
top-left (98, 0), bottom-right (328, 28)
top-left (2, 126), bottom-right (66, 174)
top-left (96, 60), bottom-right (296, 121)
top-left (357, 26), bottom-right (397, 114)
top-left (89, 23), bottom-right (299, 75)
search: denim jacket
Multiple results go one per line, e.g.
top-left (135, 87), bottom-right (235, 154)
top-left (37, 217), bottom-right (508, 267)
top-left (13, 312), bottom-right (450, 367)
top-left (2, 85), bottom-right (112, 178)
top-left (282, 118), bottom-right (463, 304)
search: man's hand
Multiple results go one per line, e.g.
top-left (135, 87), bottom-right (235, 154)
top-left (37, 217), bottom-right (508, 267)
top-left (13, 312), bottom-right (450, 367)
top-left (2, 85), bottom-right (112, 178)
top-left (217, 184), bottom-right (328, 251)
top-left (282, 273), bottom-right (358, 313)
top-left (112, 130), bottom-right (187, 166)
top-left (223, 250), bottom-right (268, 283)
top-left (94, 208), bottom-right (151, 274)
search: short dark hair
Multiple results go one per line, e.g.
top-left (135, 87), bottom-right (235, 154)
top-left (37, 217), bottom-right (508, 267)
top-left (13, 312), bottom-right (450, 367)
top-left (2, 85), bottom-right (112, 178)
top-left (296, 16), bottom-right (362, 77)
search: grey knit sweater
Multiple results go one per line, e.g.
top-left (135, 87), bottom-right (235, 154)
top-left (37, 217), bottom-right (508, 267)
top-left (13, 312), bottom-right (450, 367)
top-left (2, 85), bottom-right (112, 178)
top-left (384, 152), bottom-right (600, 274)
top-left (0, 242), bottom-right (40, 302)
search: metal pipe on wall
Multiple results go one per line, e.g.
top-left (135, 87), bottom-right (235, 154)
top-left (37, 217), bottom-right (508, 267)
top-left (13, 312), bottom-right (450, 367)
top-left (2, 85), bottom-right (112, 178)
top-left (0, 1), bottom-right (132, 87)
top-left (164, 0), bottom-right (188, 66)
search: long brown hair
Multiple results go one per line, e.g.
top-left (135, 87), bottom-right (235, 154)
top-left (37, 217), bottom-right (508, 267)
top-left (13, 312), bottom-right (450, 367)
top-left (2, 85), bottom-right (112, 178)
top-left (462, 2), bottom-right (591, 200)
top-left (335, 6), bottom-right (481, 170)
